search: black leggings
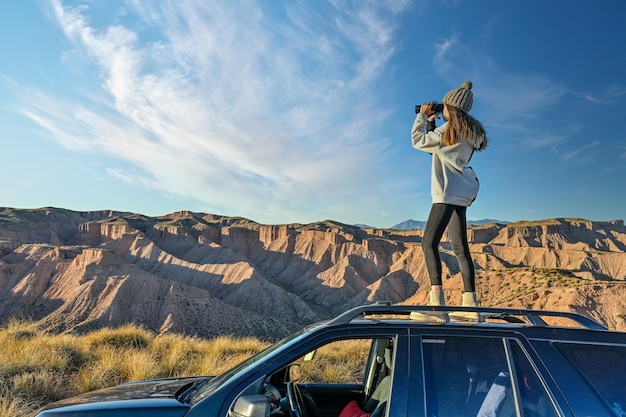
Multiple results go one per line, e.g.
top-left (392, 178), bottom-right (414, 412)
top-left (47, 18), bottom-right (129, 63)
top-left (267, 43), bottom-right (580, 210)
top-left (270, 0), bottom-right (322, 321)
top-left (421, 203), bottom-right (475, 292)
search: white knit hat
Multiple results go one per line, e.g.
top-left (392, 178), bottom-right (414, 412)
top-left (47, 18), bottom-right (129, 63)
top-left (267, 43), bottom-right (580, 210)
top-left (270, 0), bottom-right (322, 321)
top-left (443, 81), bottom-right (474, 113)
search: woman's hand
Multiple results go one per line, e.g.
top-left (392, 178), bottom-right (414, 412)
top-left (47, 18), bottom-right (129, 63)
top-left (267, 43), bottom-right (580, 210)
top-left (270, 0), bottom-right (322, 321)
top-left (420, 102), bottom-right (439, 122)
top-left (419, 102), bottom-right (434, 115)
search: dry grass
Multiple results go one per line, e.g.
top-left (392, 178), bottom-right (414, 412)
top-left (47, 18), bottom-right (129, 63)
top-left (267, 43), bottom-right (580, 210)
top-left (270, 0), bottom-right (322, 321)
top-left (297, 339), bottom-right (370, 384)
top-left (0, 320), bottom-right (271, 417)
top-left (0, 321), bottom-right (368, 416)
top-left (0, 383), bottom-right (35, 417)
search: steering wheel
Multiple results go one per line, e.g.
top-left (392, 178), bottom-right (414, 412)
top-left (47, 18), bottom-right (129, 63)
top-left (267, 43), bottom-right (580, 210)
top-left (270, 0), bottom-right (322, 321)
top-left (286, 381), bottom-right (306, 417)
top-left (262, 383), bottom-right (281, 412)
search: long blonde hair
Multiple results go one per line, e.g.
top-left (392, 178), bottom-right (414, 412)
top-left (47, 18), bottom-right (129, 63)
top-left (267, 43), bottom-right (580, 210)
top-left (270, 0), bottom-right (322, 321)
top-left (442, 105), bottom-right (488, 150)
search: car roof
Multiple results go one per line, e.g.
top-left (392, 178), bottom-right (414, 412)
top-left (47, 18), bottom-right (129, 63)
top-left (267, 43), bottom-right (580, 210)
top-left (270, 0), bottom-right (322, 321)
top-left (320, 302), bottom-right (626, 344)
top-left (329, 302), bottom-right (606, 328)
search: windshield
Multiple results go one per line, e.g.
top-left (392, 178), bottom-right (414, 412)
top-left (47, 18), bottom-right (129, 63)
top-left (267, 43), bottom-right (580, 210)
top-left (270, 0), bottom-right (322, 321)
top-left (189, 325), bottom-right (313, 403)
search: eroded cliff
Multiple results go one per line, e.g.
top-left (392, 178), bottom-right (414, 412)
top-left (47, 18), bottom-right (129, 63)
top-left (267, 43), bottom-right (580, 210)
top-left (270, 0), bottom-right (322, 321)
top-left (1, 207), bottom-right (624, 338)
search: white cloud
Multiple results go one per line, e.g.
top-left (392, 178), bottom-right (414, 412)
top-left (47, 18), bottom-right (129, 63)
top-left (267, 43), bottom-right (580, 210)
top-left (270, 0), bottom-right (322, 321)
top-left (561, 140), bottom-right (600, 161)
top-left (434, 35), bottom-right (457, 62)
top-left (15, 0), bottom-right (411, 224)
top-left (572, 84), bottom-right (626, 106)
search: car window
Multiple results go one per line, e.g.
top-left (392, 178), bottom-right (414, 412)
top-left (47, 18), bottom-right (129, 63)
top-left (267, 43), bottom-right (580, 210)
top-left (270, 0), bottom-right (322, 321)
top-left (509, 341), bottom-right (559, 417)
top-left (227, 336), bottom-right (397, 417)
top-left (421, 336), bottom-right (560, 417)
top-left (422, 336), bottom-right (512, 416)
top-left (293, 337), bottom-right (395, 417)
top-left (294, 338), bottom-right (376, 384)
top-left (554, 342), bottom-right (626, 416)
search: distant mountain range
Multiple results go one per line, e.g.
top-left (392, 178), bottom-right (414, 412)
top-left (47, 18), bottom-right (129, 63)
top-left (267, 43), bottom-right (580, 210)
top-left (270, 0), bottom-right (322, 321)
top-left (388, 218), bottom-right (510, 230)
top-left (1, 207), bottom-right (624, 340)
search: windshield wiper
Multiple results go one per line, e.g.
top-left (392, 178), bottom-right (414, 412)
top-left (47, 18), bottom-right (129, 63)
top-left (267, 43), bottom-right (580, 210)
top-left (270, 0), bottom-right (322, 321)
top-left (175, 378), bottom-right (210, 403)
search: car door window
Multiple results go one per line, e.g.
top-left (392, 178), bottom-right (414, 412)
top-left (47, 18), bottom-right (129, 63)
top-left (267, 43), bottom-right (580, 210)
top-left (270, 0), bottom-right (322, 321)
top-left (422, 336), bottom-right (511, 416)
top-left (509, 342), bottom-right (559, 417)
top-left (295, 338), bottom-right (373, 384)
top-left (554, 342), bottom-right (626, 416)
top-left (421, 336), bottom-right (560, 417)
top-left (289, 338), bottom-right (394, 417)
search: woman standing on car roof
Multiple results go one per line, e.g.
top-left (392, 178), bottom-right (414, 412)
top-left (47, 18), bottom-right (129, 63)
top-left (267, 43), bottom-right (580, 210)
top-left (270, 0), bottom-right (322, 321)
top-left (411, 81), bottom-right (488, 313)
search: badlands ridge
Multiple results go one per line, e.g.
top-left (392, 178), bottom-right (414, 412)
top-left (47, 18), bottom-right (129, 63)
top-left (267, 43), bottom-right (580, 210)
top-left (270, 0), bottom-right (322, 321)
top-left (0, 207), bottom-right (624, 339)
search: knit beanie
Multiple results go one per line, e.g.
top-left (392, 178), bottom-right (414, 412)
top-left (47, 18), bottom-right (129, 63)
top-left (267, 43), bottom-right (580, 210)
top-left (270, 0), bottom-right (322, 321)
top-left (443, 81), bottom-right (474, 113)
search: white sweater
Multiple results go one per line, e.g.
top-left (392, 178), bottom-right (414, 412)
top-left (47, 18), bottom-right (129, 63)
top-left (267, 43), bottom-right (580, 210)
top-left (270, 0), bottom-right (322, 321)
top-left (411, 113), bottom-right (485, 207)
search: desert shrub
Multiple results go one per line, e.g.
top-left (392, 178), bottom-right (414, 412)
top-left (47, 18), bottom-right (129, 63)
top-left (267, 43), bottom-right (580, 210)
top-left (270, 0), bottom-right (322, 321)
top-left (194, 350), bottom-right (252, 377)
top-left (73, 367), bottom-right (111, 393)
top-left (50, 336), bottom-right (90, 371)
top-left (189, 337), bottom-right (268, 377)
top-left (84, 324), bottom-right (153, 350)
top-left (2, 319), bottom-right (41, 341)
top-left (120, 349), bottom-right (160, 382)
top-left (0, 322), bottom-right (270, 414)
top-left (189, 336), bottom-right (269, 376)
top-left (315, 339), bottom-right (368, 363)
top-left (72, 345), bottom-right (124, 392)
top-left (0, 382), bottom-right (35, 417)
top-left (300, 357), bottom-right (363, 384)
top-left (0, 329), bottom-right (78, 378)
top-left (150, 333), bottom-right (206, 377)
top-left (10, 371), bottom-right (70, 405)
top-left (320, 359), bottom-right (361, 383)
top-left (205, 335), bottom-right (268, 356)
top-left (298, 339), bottom-right (370, 384)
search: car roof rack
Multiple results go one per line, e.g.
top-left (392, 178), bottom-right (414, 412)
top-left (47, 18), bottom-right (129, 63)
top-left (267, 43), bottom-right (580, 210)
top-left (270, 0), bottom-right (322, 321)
top-left (328, 302), bottom-right (607, 330)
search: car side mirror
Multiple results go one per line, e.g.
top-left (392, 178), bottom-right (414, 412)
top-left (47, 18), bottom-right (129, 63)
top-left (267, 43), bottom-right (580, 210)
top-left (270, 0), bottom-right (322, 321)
top-left (288, 364), bottom-right (302, 382)
top-left (229, 394), bottom-right (270, 417)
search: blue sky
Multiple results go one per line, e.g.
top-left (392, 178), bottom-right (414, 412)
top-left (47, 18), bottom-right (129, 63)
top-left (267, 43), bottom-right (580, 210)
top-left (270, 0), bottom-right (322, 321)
top-left (1, 0), bottom-right (625, 228)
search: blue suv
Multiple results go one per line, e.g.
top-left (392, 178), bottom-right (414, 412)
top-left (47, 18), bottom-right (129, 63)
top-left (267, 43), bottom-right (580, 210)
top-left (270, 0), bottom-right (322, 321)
top-left (36, 303), bottom-right (626, 417)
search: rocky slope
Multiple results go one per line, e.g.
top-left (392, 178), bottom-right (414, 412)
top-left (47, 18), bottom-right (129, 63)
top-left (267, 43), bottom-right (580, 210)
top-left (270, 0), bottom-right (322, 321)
top-left (1, 208), bottom-right (624, 339)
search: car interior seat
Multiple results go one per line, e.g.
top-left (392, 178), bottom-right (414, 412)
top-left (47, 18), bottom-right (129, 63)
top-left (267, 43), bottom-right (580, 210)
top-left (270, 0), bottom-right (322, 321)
top-left (362, 345), bottom-right (393, 417)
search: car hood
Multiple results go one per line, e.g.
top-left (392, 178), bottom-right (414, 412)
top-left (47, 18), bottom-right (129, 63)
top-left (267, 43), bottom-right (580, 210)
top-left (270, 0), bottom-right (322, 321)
top-left (37, 376), bottom-right (212, 416)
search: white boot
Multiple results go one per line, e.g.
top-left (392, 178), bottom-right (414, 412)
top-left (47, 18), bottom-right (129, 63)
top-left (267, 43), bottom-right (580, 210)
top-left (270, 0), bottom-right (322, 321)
top-left (450, 292), bottom-right (481, 322)
top-left (429, 289), bottom-right (446, 307)
top-left (462, 292), bottom-right (478, 307)
top-left (410, 289), bottom-right (449, 323)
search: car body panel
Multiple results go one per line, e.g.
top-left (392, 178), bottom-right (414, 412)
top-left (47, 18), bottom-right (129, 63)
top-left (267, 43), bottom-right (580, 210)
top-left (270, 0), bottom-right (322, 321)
top-left (35, 304), bottom-right (626, 417)
top-left (35, 399), bottom-right (188, 417)
top-left (36, 376), bottom-right (208, 416)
